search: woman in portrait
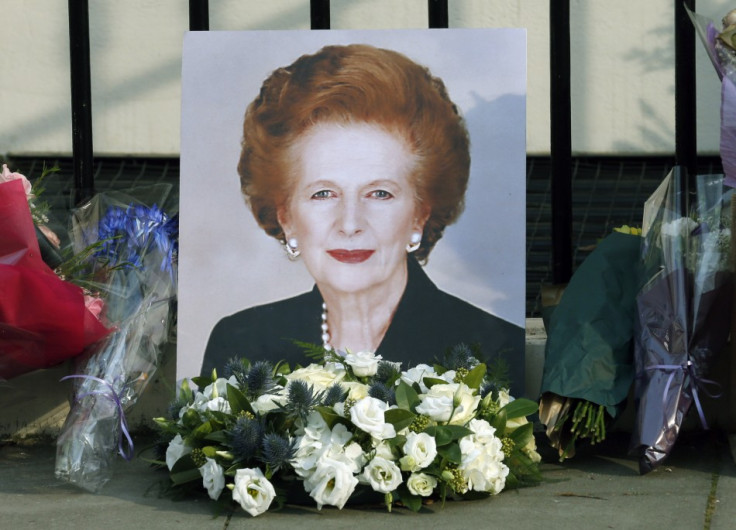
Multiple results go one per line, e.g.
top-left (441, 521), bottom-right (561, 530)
top-left (201, 44), bottom-right (524, 393)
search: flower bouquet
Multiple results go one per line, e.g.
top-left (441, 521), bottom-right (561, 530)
top-left (630, 167), bottom-right (733, 474)
top-left (688, 7), bottom-right (736, 187)
top-left (153, 344), bottom-right (541, 516)
top-left (0, 164), bottom-right (112, 380)
top-left (55, 183), bottom-right (178, 492)
top-left (538, 226), bottom-right (643, 459)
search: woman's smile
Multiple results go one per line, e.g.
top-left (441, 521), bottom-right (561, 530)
top-left (326, 249), bottom-right (375, 264)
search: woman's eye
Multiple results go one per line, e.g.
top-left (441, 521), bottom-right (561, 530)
top-left (370, 190), bottom-right (393, 199)
top-left (311, 189), bottom-right (334, 199)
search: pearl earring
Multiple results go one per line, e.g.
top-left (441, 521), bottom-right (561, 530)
top-left (285, 237), bottom-right (300, 259)
top-left (406, 232), bottom-right (422, 253)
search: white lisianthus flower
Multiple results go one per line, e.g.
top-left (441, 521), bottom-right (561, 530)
top-left (304, 455), bottom-right (359, 509)
top-left (400, 432), bottom-right (437, 471)
top-left (374, 440), bottom-right (398, 461)
top-left (415, 383), bottom-right (480, 425)
top-left (286, 363), bottom-right (345, 390)
top-left (251, 389), bottom-right (288, 414)
top-left (362, 456), bottom-right (403, 493)
top-left (202, 376), bottom-right (238, 400)
top-left (165, 434), bottom-right (191, 470)
top-left (198, 457), bottom-right (225, 500)
top-left (231, 468), bottom-right (276, 517)
top-left (343, 350), bottom-right (382, 377)
top-left (203, 396), bottom-right (231, 414)
top-left (399, 364), bottom-right (437, 393)
top-left (349, 397), bottom-right (396, 440)
top-left (407, 472), bottom-right (438, 497)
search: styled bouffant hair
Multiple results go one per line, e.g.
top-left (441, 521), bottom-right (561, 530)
top-left (238, 43), bottom-right (470, 263)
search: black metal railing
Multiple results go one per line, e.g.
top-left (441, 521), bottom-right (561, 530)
top-left (66, 0), bottom-right (699, 286)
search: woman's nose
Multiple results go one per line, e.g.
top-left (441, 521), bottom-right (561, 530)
top-left (337, 198), bottom-right (364, 236)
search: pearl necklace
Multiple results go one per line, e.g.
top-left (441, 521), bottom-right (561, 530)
top-left (321, 302), bottom-right (332, 351)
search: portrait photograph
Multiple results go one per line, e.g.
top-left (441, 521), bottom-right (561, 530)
top-left (178, 28), bottom-right (528, 394)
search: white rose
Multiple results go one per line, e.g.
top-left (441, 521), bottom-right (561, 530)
top-left (400, 432), bottom-right (437, 471)
top-left (416, 383), bottom-right (479, 424)
top-left (362, 456), bottom-right (403, 493)
top-left (198, 457), bottom-right (225, 500)
top-left (304, 455), bottom-right (359, 509)
top-left (344, 350), bottom-right (381, 377)
top-left (495, 390), bottom-right (528, 430)
top-left (399, 364), bottom-right (437, 393)
top-left (286, 363), bottom-right (344, 390)
top-left (349, 397), bottom-right (396, 440)
top-left (374, 440), bottom-right (398, 461)
top-left (231, 468), bottom-right (276, 517)
top-left (407, 472), bottom-right (438, 497)
top-left (341, 381), bottom-right (370, 401)
top-left (165, 434), bottom-right (191, 470)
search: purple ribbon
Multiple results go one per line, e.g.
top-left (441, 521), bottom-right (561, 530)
top-left (646, 360), bottom-right (722, 430)
top-left (61, 374), bottom-right (135, 461)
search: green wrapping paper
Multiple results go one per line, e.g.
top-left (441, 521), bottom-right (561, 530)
top-left (539, 231), bottom-right (643, 455)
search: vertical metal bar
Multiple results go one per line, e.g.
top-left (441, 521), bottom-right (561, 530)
top-left (68, 0), bottom-right (94, 206)
top-left (549, 0), bottom-right (573, 284)
top-left (311, 0), bottom-right (330, 29)
top-left (189, 0), bottom-right (210, 31)
top-left (428, 0), bottom-right (449, 28)
top-left (675, 0), bottom-right (697, 200)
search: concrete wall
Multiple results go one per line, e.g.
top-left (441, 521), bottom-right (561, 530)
top-left (1, 0), bottom-right (732, 157)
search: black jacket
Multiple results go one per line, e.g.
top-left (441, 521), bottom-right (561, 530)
top-left (202, 258), bottom-right (525, 394)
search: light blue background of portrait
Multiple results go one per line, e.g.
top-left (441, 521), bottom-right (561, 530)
top-left (179, 29), bottom-right (526, 379)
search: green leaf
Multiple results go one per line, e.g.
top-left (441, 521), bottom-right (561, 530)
top-left (205, 430), bottom-right (228, 444)
top-left (190, 375), bottom-right (214, 389)
top-left (463, 363), bottom-right (487, 389)
top-left (201, 446), bottom-right (219, 459)
top-left (384, 408), bottom-right (415, 432)
top-left (488, 408), bottom-right (507, 432)
top-left (169, 455), bottom-right (202, 485)
top-left (424, 425), bottom-right (473, 446)
top-left (395, 381), bottom-right (421, 411)
top-left (508, 422), bottom-right (534, 448)
top-left (500, 398), bottom-right (538, 420)
top-left (437, 443), bottom-right (462, 464)
top-left (395, 485), bottom-right (423, 512)
top-left (227, 383), bottom-right (253, 415)
top-left (423, 377), bottom-right (447, 389)
top-left (191, 420), bottom-right (215, 439)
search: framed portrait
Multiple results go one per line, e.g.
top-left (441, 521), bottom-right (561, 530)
top-left (178, 29), bottom-right (527, 393)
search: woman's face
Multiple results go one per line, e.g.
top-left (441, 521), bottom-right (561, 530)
top-left (278, 122), bottom-right (428, 297)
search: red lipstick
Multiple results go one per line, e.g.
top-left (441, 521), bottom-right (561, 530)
top-left (327, 249), bottom-right (375, 264)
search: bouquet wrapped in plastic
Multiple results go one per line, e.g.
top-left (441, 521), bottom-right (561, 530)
top-left (1, 166), bottom-right (111, 380)
top-left (630, 168), bottom-right (733, 474)
top-left (689, 7), bottom-right (736, 187)
top-left (538, 227), bottom-right (643, 459)
top-left (55, 183), bottom-right (178, 492)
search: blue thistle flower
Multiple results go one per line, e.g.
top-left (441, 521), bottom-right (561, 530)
top-left (259, 433), bottom-right (297, 472)
top-left (223, 358), bottom-right (249, 386)
top-left (374, 361), bottom-right (401, 385)
top-left (228, 415), bottom-right (264, 463)
top-left (284, 380), bottom-right (323, 421)
top-left (443, 343), bottom-right (480, 371)
top-left (246, 361), bottom-right (276, 398)
top-left (368, 382), bottom-right (396, 406)
top-left (323, 383), bottom-right (348, 407)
